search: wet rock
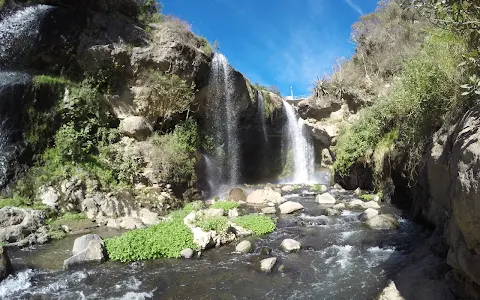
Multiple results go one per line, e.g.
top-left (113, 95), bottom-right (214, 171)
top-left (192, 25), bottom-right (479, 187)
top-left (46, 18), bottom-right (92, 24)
top-left (228, 208), bottom-right (239, 218)
top-left (64, 234), bottom-right (105, 269)
top-left (261, 207), bottom-right (276, 214)
top-left (139, 208), bottom-right (160, 226)
top-left (281, 239), bottom-right (301, 253)
top-left (347, 199), bottom-right (366, 209)
top-left (279, 201), bottom-right (304, 214)
top-left (354, 188), bottom-right (362, 196)
top-left (316, 193), bottom-right (336, 205)
top-left (0, 207), bottom-right (47, 247)
top-left (362, 200), bottom-right (381, 209)
top-left (119, 116), bottom-right (153, 141)
top-left (228, 188), bottom-right (247, 202)
top-left (246, 187), bottom-right (284, 205)
top-left (377, 281), bottom-right (404, 300)
top-left (321, 148), bottom-right (333, 168)
top-left (260, 257), bottom-right (277, 273)
top-left (236, 240), bottom-right (253, 253)
top-left (38, 186), bottom-right (60, 209)
top-left (278, 264), bottom-right (286, 272)
top-left (359, 208), bottom-right (379, 221)
top-left (0, 247), bottom-right (12, 282)
top-left (261, 247), bottom-right (272, 255)
top-left (180, 248), bottom-right (194, 259)
top-left (333, 203), bottom-right (346, 210)
top-left (323, 208), bottom-right (341, 216)
top-left (281, 185), bottom-right (294, 193)
top-left (365, 214), bottom-right (399, 230)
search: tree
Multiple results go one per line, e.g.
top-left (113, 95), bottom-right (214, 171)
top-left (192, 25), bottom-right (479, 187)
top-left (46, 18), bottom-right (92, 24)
top-left (267, 85), bottom-right (282, 96)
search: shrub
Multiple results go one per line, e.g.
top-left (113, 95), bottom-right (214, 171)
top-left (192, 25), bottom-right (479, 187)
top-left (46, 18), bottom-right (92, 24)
top-left (333, 30), bottom-right (466, 182)
top-left (138, 0), bottom-right (163, 25)
top-left (211, 201), bottom-right (239, 210)
top-left (0, 197), bottom-right (27, 209)
top-left (234, 215), bottom-right (276, 235)
top-left (360, 194), bottom-right (376, 202)
top-left (195, 216), bottom-right (229, 233)
top-left (33, 75), bottom-right (74, 88)
top-left (48, 228), bottom-right (66, 240)
top-left (58, 212), bottom-right (87, 221)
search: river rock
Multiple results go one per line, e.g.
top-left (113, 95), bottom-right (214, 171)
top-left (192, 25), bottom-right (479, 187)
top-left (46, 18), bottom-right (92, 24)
top-left (0, 207), bottom-right (48, 247)
top-left (323, 208), bottom-right (340, 216)
top-left (119, 116), bottom-right (153, 141)
top-left (281, 239), bottom-right (301, 253)
top-left (180, 248), bottom-right (194, 259)
top-left (281, 185), bottom-right (294, 193)
top-left (246, 187), bottom-right (284, 205)
top-left (347, 199), bottom-right (366, 209)
top-left (202, 208), bottom-right (225, 217)
top-left (377, 281), bottom-right (404, 300)
top-left (333, 203), bottom-right (346, 210)
top-left (0, 247), bottom-right (12, 282)
top-left (359, 208), bottom-right (379, 221)
top-left (354, 188), bottom-right (362, 196)
top-left (64, 234), bottom-right (106, 269)
top-left (315, 193), bottom-right (336, 205)
top-left (228, 188), bottom-right (247, 202)
top-left (279, 201), bottom-right (304, 214)
top-left (365, 214), bottom-right (399, 230)
top-left (260, 257), bottom-right (277, 272)
top-left (262, 207), bottom-right (276, 214)
top-left (139, 208), bottom-right (160, 226)
top-left (363, 201), bottom-right (381, 209)
top-left (236, 240), bottom-right (253, 253)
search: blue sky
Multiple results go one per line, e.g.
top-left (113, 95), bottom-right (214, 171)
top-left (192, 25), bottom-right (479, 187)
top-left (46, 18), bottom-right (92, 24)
top-left (162, 0), bottom-right (379, 96)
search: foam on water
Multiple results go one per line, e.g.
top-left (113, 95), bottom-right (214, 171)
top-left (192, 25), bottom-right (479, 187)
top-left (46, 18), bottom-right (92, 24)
top-left (0, 269), bottom-right (34, 297)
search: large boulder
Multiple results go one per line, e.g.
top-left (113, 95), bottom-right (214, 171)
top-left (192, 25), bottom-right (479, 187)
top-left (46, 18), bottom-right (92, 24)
top-left (260, 257), bottom-right (277, 273)
top-left (377, 281), bottom-right (404, 300)
top-left (228, 188), bottom-right (247, 202)
top-left (365, 214), bottom-right (399, 230)
top-left (236, 240), bottom-right (253, 254)
top-left (280, 239), bottom-right (301, 253)
top-left (64, 234), bottom-right (106, 269)
top-left (359, 208), bottom-right (379, 221)
top-left (0, 247), bottom-right (12, 282)
top-left (279, 201), bottom-right (304, 214)
top-left (0, 207), bottom-right (48, 247)
top-left (119, 116), bottom-right (153, 141)
top-left (246, 187), bottom-right (284, 205)
top-left (315, 193), bottom-right (336, 205)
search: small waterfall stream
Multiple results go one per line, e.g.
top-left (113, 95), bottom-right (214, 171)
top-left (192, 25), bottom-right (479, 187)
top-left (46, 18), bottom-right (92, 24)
top-left (283, 100), bottom-right (315, 183)
top-left (206, 53), bottom-right (241, 189)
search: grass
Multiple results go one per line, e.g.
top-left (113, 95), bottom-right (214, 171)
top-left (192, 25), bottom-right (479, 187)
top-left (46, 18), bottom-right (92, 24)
top-left (33, 75), bottom-right (74, 88)
top-left (210, 201), bottom-right (239, 211)
top-left (234, 215), bottom-right (276, 235)
top-left (360, 194), bottom-right (377, 202)
top-left (105, 205), bottom-right (200, 262)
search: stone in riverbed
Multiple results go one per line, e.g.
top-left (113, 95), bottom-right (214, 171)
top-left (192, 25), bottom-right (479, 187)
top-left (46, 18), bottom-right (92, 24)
top-left (365, 214), bottom-right (399, 230)
top-left (333, 203), bottom-right (346, 210)
top-left (281, 185), bottom-right (294, 193)
top-left (363, 201), bottom-right (381, 209)
top-left (247, 187), bottom-right (284, 205)
top-left (228, 188), bottom-right (247, 202)
top-left (281, 239), bottom-right (301, 253)
top-left (236, 240), bottom-right (253, 253)
top-left (180, 248), bottom-right (194, 259)
top-left (279, 201), bottom-right (304, 214)
top-left (347, 199), bottom-right (366, 209)
top-left (262, 207), bottom-right (276, 214)
top-left (315, 193), bottom-right (336, 205)
top-left (323, 208), bottom-right (340, 216)
top-left (354, 187), bottom-right (363, 196)
top-left (359, 208), bottom-right (379, 221)
top-left (260, 257), bottom-right (277, 272)
top-left (64, 234), bottom-right (106, 269)
top-left (0, 247), bottom-right (12, 282)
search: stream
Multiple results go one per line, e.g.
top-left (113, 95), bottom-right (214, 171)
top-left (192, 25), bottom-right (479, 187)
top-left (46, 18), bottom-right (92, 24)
top-left (0, 187), bottom-right (430, 300)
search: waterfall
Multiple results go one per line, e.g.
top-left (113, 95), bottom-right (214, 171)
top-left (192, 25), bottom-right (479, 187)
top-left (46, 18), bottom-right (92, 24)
top-left (282, 100), bottom-right (315, 183)
top-left (206, 53), bottom-right (241, 189)
top-left (257, 91), bottom-right (268, 142)
top-left (0, 5), bottom-right (52, 68)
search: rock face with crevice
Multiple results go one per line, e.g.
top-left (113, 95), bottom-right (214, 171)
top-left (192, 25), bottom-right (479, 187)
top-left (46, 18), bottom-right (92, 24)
top-left (414, 103), bottom-right (480, 299)
top-left (0, 207), bottom-right (48, 247)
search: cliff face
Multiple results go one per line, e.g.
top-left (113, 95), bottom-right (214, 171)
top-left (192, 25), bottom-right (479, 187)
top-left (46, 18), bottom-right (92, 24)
top-left (413, 104), bottom-right (480, 299)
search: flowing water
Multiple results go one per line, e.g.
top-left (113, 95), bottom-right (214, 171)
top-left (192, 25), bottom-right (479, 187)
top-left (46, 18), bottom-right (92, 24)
top-left (1, 188), bottom-right (429, 300)
top-left (257, 91), bottom-right (268, 142)
top-left (283, 101), bottom-right (315, 183)
top-left (206, 53), bottom-right (241, 188)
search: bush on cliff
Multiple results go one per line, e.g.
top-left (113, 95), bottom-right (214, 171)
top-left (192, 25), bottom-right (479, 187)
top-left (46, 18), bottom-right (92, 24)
top-left (333, 30), bottom-right (466, 183)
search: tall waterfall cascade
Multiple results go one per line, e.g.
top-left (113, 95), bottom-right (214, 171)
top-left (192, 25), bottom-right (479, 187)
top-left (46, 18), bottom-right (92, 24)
top-left (283, 100), bottom-right (315, 183)
top-left (257, 91), bottom-right (268, 142)
top-left (205, 53), bottom-right (241, 190)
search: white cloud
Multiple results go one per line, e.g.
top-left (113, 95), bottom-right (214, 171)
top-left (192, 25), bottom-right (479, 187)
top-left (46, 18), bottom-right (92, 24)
top-left (344, 0), bottom-right (363, 15)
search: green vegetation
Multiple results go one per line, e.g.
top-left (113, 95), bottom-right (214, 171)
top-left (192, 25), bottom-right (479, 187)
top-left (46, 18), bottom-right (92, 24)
top-left (105, 206), bottom-right (198, 262)
top-left (360, 194), bottom-right (376, 202)
top-left (211, 201), bottom-right (240, 211)
top-left (234, 215), bottom-right (276, 235)
top-left (138, 0), bottom-right (163, 24)
top-left (0, 197), bottom-right (27, 209)
top-left (0, 0), bottom-right (5, 9)
top-left (333, 30), bottom-right (466, 183)
top-left (195, 216), bottom-right (229, 233)
top-left (312, 184), bottom-right (327, 193)
top-left (199, 36), bottom-right (213, 57)
top-left (33, 75), bottom-right (74, 88)
top-left (57, 212), bottom-right (87, 221)
top-left (48, 228), bottom-right (66, 240)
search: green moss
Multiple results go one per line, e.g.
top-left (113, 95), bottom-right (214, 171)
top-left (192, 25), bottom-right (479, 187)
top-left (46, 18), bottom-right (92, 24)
top-left (33, 75), bottom-right (74, 88)
top-left (105, 205), bottom-right (199, 262)
top-left (262, 90), bottom-right (272, 118)
top-left (0, 0), bottom-right (5, 8)
top-left (312, 184), bottom-right (327, 193)
top-left (210, 201), bottom-right (239, 210)
top-left (360, 194), bottom-right (376, 202)
top-left (234, 215), bottom-right (276, 235)
top-left (195, 216), bottom-right (229, 233)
